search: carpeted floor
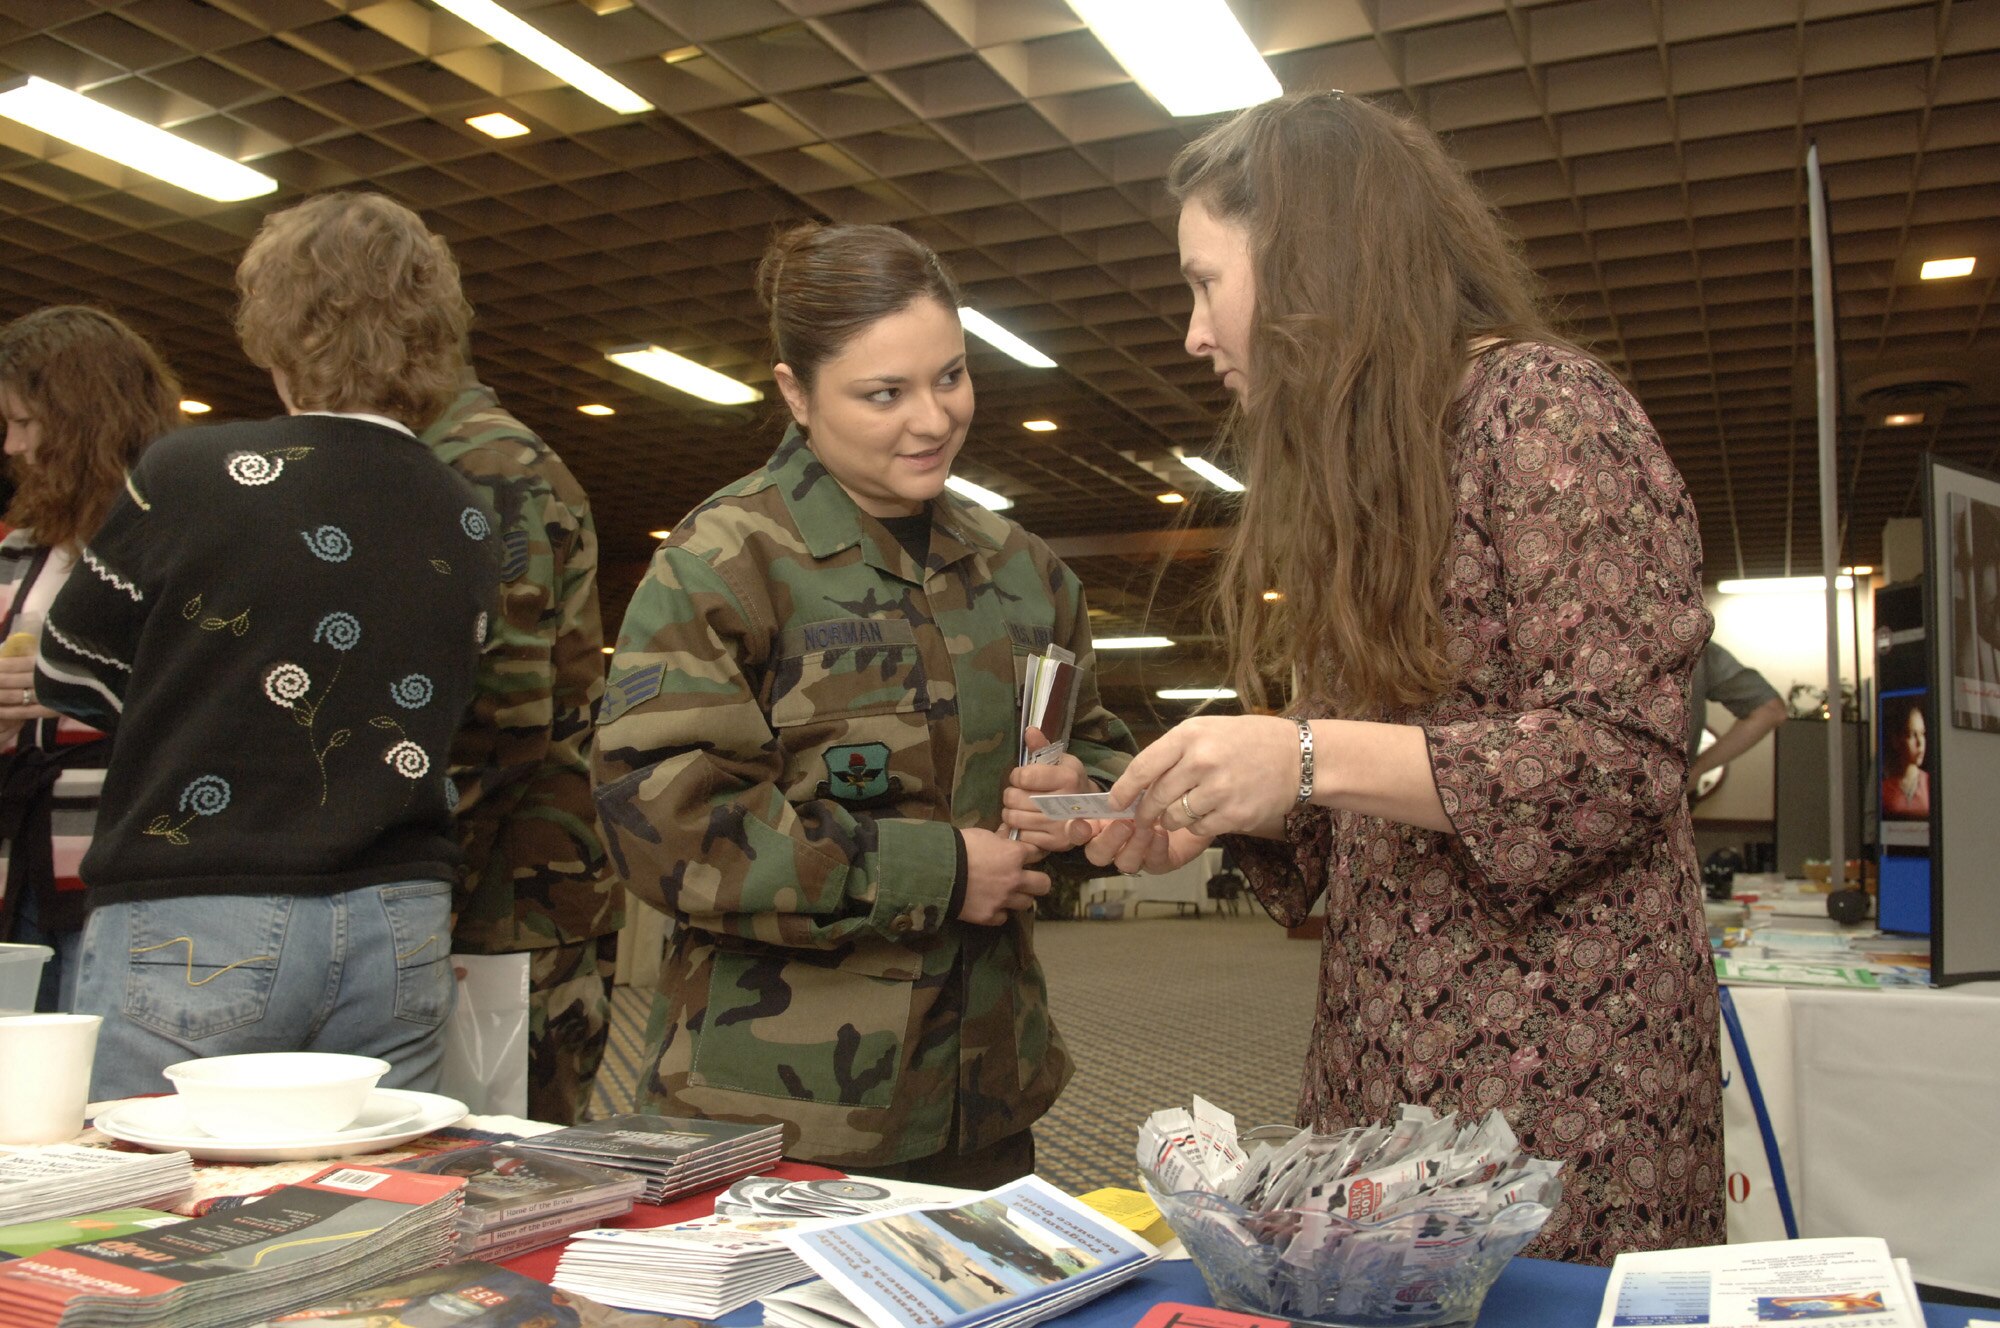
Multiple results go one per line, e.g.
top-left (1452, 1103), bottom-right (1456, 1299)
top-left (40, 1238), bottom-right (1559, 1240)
top-left (591, 909), bottom-right (1322, 1195)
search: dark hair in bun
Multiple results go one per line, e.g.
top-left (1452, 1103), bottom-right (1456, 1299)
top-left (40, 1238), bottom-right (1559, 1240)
top-left (756, 222), bottom-right (961, 390)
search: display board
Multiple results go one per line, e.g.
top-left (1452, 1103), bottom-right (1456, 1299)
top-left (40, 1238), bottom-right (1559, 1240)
top-left (1923, 456), bottom-right (2000, 984)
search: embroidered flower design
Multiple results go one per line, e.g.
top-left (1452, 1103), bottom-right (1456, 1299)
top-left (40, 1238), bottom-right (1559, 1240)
top-left (389, 673), bottom-right (433, 709)
top-left (460, 506), bottom-right (491, 540)
top-left (473, 611), bottom-right (488, 644)
top-left (227, 452), bottom-right (282, 486)
top-left (179, 775), bottom-right (232, 816)
top-left (263, 662), bottom-right (312, 708)
top-left (384, 740), bottom-right (429, 779)
top-left (313, 611), bottom-right (361, 652)
top-left (301, 525), bottom-right (353, 562)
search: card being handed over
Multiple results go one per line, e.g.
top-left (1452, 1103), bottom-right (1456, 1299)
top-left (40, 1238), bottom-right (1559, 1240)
top-left (1029, 791), bottom-right (1137, 820)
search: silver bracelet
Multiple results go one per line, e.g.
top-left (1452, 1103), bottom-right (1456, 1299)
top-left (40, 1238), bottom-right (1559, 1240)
top-left (1295, 718), bottom-right (1316, 803)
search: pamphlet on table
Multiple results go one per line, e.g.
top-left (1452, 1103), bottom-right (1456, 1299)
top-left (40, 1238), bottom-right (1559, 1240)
top-left (1594, 1237), bottom-right (1923, 1328)
top-left (0, 1146), bottom-right (193, 1228)
top-left (391, 1143), bottom-right (642, 1259)
top-left (511, 1114), bottom-right (783, 1205)
top-left (246, 1259), bottom-right (697, 1327)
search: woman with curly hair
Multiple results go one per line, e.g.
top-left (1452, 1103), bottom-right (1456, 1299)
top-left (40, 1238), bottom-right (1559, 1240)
top-left (0, 306), bottom-right (181, 1009)
top-left (37, 192), bottom-right (500, 1097)
top-left (1062, 93), bottom-right (1721, 1263)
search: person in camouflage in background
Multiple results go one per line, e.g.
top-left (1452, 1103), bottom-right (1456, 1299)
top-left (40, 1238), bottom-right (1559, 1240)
top-left (594, 222), bottom-right (1134, 1186)
top-left (425, 366), bottom-right (621, 1124)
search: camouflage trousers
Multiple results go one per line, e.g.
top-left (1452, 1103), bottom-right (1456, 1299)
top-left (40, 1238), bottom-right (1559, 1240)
top-left (527, 933), bottom-right (615, 1125)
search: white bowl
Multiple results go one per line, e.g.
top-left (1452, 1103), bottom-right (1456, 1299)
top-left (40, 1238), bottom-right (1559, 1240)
top-left (161, 1052), bottom-right (390, 1141)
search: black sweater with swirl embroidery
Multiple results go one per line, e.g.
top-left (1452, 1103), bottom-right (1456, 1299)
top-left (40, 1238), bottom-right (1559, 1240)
top-left (36, 414), bottom-right (501, 904)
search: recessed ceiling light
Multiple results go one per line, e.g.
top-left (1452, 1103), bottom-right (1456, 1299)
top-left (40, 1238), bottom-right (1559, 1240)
top-left (0, 76), bottom-right (278, 202)
top-left (1883, 412), bottom-right (1924, 427)
top-left (1065, 0), bottom-right (1280, 117)
top-left (466, 112), bottom-right (530, 139)
top-left (1095, 636), bottom-right (1175, 649)
top-left (607, 345), bottom-right (762, 406)
top-left (1717, 576), bottom-right (1855, 595)
top-left (945, 475), bottom-right (1013, 511)
top-left (1177, 450), bottom-right (1245, 493)
top-left (959, 308), bottom-right (1055, 368)
top-left (1157, 687), bottom-right (1237, 700)
top-left (1022, 419), bottom-right (1058, 432)
top-left (432, 0), bottom-right (652, 115)
top-left (1262, 589), bottom-right (1282, 601)
top-left (1919, 256), bottom-right (1976, 280)
top-left (661, 45), bottom-right (703, 64)
top-left (179, 399), bottom-right (212, 415)
top-left (577, 403), bottom-right (615, 416)
top-left (649, 529), bottom-right (672, 540)
top-left (1157, 492), bottom-right (1186, 504)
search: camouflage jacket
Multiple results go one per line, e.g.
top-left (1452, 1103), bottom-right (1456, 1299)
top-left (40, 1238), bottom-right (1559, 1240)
top-left (424, 380), bottom-right (619, 952)
top-left (593, 429), bottom-right (1135, 1167)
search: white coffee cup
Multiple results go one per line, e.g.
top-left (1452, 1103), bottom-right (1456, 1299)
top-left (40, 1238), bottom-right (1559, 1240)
top-left (0, 1014), bottom-right (103, 1145)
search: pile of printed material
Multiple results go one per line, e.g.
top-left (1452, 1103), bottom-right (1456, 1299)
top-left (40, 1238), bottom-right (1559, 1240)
top-left (511, 1114), bottom-right (783, 1204)
top-left (762, 1176), bottom-right (1159, 1328)
top-left (0, 1147), bottom-right (194, 1228)
top-left (1138, 1097), bottom-right (1561, 1323)
top-left (248, 1259), bottom-right (680, 1328)
top-left (0, 1164), bottom-right (463, 1328)
top-left (391, 1144), bottom-right (643, 1261)
top-left (552, 1176), bottom-right (969, 1317)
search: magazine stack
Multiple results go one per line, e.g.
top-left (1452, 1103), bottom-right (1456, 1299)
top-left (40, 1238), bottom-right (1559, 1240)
top-left (763, 1176), bottom-right (1158, 1328)
top-left (0, 1147), bottom-right (194, 1228)
top-left (511, 1114), bottom-right (783, 1204)
top-left (248, 1259), bottom-right (670, 1328)
top-left (0, 1165), bottom-right (463, 1327)
top-left (551, 1177), bottom-right (972, 1317)
top-left (390, 1145), bottom-right (644, 1261)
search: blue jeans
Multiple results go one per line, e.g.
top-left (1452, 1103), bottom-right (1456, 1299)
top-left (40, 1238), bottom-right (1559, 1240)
top-left (73, 879), bottom-right (455, 1101)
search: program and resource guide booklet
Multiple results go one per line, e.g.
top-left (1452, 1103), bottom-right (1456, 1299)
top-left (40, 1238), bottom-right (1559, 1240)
top-left (1595, 1237), bottom-right (1924, 1328)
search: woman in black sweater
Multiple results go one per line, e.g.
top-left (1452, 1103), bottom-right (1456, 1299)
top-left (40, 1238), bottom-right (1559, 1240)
top-left (38, 192), bottom-right (500, 1099)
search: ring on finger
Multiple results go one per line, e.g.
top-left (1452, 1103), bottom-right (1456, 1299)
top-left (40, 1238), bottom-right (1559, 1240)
top-left (1180, 791), bottom-right (1206, 825)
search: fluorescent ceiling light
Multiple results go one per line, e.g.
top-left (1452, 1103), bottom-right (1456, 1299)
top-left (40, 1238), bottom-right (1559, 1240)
top-left (1262, 589), bottom-right (1282, 601)
top-left (1920, 256), bottom-right (1975, 280)
top-left (1177, 451), bottom-right (1245, 493)
top-left (1883, 412), bottom-right (1924, 427)
top-left (959, 308), bottom-right (1055, 368)
top-left (466, 111), bottom-right (530, 138)
top-left (432, 0), bottom-right (653, 115)
top-left (600, 646), bottom-right (615, 654)
top-left (0, 76), bottom-right (277, 202)
top-left (1096, 636), bottom-right (1175, 649)
top-left (1065, 0), bottom-right (1280, 117)
top-left (577, 403), bottom-right (615, 416)
top-left (1022, 419), bottom-right (1058, 432)
top-left (1718, 575), bottom-right (1855, 595)
top-left (1157, 687), bottom-right (1237, 700)
top-left (661, 45), bottom-right (703, 64)
top-left (945, 475), bottom-right (1013, 511)
top-left (648, 529), bottom-right (671, 539)
top-left (607, 345), bottom-right (762, 406)
top-left (179, 399), bottom-right (212, 415)
top-left (1157, 492), bottom-right (1186, 504)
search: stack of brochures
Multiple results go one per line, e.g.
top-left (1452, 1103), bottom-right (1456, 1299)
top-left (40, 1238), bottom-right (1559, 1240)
top-left (553, 1177), bottom-right (977, 1318)
top-left (762, 1176), bottom-right (1158, 1328)
top-left (0, 1210), bottom-right (184, 1259)
top-left (390, 1144), bottom-right (644, 1261)
top-left (1596, 1237), bottom-right (1924, 1328)
top-left (0, 1147), bottom-right (193, 1228)
top-left (0, 1164), bottom-right (463, 1327)
top-left (511, 1114), bottom-right (783, 1205)
top-left (248, 1259), bottom-right (662, 1328)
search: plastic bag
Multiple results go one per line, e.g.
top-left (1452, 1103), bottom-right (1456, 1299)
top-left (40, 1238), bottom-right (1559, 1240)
top-left (437, 951), bottom-right (529, 1116)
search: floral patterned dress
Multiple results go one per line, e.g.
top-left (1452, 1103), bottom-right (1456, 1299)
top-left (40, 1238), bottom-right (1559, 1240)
top-left (1231, 342), bottom-right (1723, 1265)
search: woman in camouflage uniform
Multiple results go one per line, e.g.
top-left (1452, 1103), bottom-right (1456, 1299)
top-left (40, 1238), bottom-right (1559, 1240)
top-left (594, 223), bottom-right (1134, 1186)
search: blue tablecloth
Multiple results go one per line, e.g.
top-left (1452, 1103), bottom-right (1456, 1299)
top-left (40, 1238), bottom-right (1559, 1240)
top-left (730, 1257), bottom-right (1984, 1328)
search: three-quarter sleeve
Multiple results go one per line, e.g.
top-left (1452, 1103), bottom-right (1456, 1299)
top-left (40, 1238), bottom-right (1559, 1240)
top-left (1423, 352), bottom-right (1712, 923)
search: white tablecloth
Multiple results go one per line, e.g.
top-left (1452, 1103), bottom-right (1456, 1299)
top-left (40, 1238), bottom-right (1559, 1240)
top-left (1720, 979), bottom-right (2000, 1295)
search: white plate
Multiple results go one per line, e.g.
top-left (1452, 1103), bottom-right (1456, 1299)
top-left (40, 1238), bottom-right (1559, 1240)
top-left (94, 1088), bottom-right (466, 1162)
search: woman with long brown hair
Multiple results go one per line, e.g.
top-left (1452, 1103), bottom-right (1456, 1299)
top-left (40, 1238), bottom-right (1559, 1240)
top-left (1045, 92), bottom-right (1721, 1262)
top-left (0, 306), bottom-right (182, 1009)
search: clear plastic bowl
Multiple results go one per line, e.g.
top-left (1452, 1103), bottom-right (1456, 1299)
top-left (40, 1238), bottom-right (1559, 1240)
top-left (1146, 1182), bottom-right (1555, 1328)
